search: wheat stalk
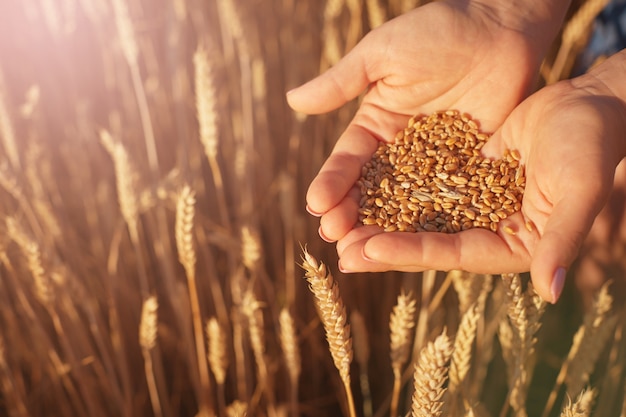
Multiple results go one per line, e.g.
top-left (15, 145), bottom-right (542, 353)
top-left (300, 247), bottom-right (356, 417)
top-left (390, 290), bottom-right (416, 417)
top-left (411, 330), bottom-right (453, 417)
top-left (351, 310), bottom-right (372, 417)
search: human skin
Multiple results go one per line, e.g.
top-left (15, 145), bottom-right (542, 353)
top-left (287, 0), bottom-right (626, 303)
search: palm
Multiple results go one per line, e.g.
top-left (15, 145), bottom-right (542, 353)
top-left (335, 80), bottom-right (625, 302)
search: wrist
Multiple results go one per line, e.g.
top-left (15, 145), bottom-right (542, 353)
top-left (467, 0), bottom-right (571, 57)
top-left (575, 49), bottom-right (626, 160)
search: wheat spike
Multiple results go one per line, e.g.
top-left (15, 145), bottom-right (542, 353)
top-left (194, 46), bottom-right (219, 161)
top-left (100, 130), bottom-right (139, 229)
top-left (139, 296), bottom-right (158, 349)
top-left (501, 273), bottom-right (546, 417)
top-left (241, 226), bottom-right (261, 270)
top-left (561, 388), bottom-right (596, 417)
top-left (565, 282), bottom-right (615, 397)
top-left (449, 302), bottom-right (481, 393)
top-left (411, 330), bottom-right (453, 417)
top-left (300, 247), bottom-right (356, 417)
top-left (6, 217), bottom-right (53, 306)
top-left (390, 290), bottom-right (416, 373)
top-left (279, 308), bottom-right (301, 385)
top-left (207, 317), bottom-right (228, 385)
top-left (111, 0), bottom-right (138, 66)
top-left (0, 72), bottom-right (20, 169)
top-left (389, 290), bottom-right (416, 417)
top-left (365, 0), bottom-right (386, 29)
top-left (226, 401), bottom-right (248, 417)
top-left (175, 185), bottom-right (197, 278)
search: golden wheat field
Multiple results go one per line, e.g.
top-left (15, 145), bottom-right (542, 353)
top-left (0, 0), bottom-right (625, 416)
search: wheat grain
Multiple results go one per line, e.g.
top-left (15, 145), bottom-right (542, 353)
top-left (300, 248), bottom-right (356, 417)
top-left (358, 111), bottom-right (525, 233)
top-left (411, 330), bottom-right (453, 417)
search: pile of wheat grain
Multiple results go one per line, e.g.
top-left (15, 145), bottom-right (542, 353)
top-left (358, 110), bottom-right (525, 233)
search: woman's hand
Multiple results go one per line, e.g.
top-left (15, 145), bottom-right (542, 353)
top-left (288, 0), bottom-right (563, 241)
top-left (333, 55), bottom-right (626, 303)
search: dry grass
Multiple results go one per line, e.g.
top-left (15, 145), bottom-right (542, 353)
top-left (0, 1), bottom-right (623, 417)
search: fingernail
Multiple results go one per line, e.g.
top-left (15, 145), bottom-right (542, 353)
top-left (551, 267), bottom-right (566, 303)
top-left (318, 226), bottom-right (334, 243)
top-left (306, 205), bottom-right (322, 217)
top-left (338, 260), bottom-right (352, 273)
top-left (361, 246), bottom-right (373, 262)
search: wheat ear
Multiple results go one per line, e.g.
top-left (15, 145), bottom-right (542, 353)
top-left (193, 45), bottom-right (231, 232)
top-left (411, 330), bottom-right (453, 417)
top-left (300, 248), bottom-right (356, 417)
top-left (560, 388), bottom-right (596, 417)
top-left (207, 317), bottom-right (228, 415)
top-left (139, 296), bottom-right (162, 417)
top-left (542, 282), bottom-right (614, 417)
top-left (449, 302), bottom-right (481, 395)
top-left (279, 307), bottom-right (301, 417)
top-left (502, 273), bottom-right (546, 417)
top-left (0, 72), bottom-right (20, 169)
top-left (241, 290), bottom-right (277, 417)
top-left (175, 185), bottom-right (213, 415)
top-left (390, 290), bottom-right (417, 417)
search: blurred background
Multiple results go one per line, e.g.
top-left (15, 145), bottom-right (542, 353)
top-left (0, 0), bottom-right (624, 416)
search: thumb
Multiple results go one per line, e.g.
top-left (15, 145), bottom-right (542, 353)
top-left (286, 39), bottom-right (375, 114)
top-left (530, 195), bottom-right (603, 304)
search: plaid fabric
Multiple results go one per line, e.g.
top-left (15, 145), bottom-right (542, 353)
top-left (576, 0), bottom-right (626, 73)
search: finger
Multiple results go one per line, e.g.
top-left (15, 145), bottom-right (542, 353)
top-left (306, 124), bottom-right (379, 214)
top-left (286, 37), bottom-right (374, 114)
top-left (319, 186), bottom-right (361, 242)
top-left (530, 194), bottom-right (606, 304)
top-left (359, 227), bottom-right (531, 273)
top-left (336, 225), bottom-right (384, 257)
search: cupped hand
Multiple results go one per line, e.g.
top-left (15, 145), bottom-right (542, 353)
top-left (335, 75), bottom-right (626, 303)
top-left (288, 1), bottom-right (547, 240)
